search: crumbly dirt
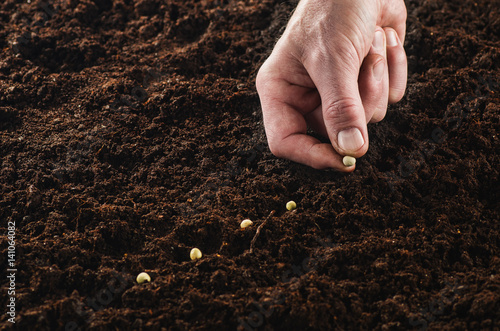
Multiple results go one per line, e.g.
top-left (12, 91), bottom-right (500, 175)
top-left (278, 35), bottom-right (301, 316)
top-left (0, 0), bottom-right (499, 330)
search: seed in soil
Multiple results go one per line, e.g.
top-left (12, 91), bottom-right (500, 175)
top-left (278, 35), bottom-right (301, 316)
top-left (136, 272), bottom-right (151, 284)
top-left (286, 201), bottom-right (297, 211)
top-left (343, 156), bottom-right (356, 167)
top-left (240, 219), bottom-right (253, 228)
top-left (190, 248), bottom-right (202, 260)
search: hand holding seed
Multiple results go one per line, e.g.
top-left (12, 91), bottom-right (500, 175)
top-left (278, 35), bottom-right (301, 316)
top-left (256, 0), bottom-right (407, 170)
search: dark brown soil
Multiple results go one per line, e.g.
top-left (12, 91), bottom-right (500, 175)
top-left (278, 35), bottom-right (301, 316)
top-left (1, 0), bottom-right (499, 330)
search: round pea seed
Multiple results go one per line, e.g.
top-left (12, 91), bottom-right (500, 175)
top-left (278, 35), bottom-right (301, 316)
top-left (240, 219), bottom-right (253, 228)
top-left (190, 248), bottom-right (202, 260)
top-left (343, 156), bottom-right (356, 167)
top-left (286, 201), bottom-right (297, 211)
top-left (136, 272), bottom-right (151, 284)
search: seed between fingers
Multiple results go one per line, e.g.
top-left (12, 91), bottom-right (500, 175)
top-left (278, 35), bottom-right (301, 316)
top-left (343, 156), bottom-right (356, 167)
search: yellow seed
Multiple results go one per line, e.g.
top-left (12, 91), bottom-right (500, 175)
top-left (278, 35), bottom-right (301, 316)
top-left (190, 248), bottom-right (202, 260)
top-left (286, 201), bottom-right (297, 211)
top-left (240, 219), bottom-right (253, 228)
top-left (136, 272), bottom-right (151, 284)
top-left (343, 156), bottom-right (356, 167)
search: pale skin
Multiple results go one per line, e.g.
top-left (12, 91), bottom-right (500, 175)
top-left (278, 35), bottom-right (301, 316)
top-left (256, 0), bottom-right (408, 171)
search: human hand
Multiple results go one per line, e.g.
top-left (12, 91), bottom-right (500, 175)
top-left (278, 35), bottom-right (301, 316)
top-left (256, 0), bottom-right (407, 170)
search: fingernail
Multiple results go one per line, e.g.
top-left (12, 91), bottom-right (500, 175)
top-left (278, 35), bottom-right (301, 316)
top-left (373, 60), bottom-right (384, 81)
top-left (373, 30), bottom-right (384, 50)
top-left (386, 30), bottom-right (398, 47)
top-left (338, 128), bottom-right (364, 152)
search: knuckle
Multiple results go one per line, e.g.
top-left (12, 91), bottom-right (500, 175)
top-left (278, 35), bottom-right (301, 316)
top-left (255, 68), bottom-right (268, 93)
top-left (255, 61), bottom-right (273, 92)
top-left (323, 98), bottom-right (363, 124)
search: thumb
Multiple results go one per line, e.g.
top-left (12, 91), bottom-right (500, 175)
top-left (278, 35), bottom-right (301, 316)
top-left (324, 96), bottom-right (368, 158)
top-left (313, 56), bottom-right (369, 158)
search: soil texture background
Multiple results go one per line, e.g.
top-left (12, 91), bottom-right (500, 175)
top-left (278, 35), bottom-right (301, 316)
top-left (0, 0), bottom-right (499, 330)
